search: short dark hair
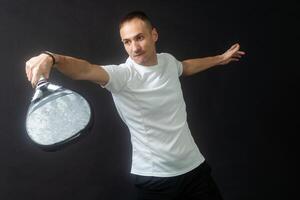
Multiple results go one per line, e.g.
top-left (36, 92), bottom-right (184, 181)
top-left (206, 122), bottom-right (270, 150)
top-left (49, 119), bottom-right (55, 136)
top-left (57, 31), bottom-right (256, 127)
top-left (119, 11), bottom-right (153, 30)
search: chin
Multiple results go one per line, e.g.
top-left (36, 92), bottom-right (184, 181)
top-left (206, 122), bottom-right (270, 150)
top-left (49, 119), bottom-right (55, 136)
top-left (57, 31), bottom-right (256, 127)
top-left (133, 57), bottom-right (146, 65)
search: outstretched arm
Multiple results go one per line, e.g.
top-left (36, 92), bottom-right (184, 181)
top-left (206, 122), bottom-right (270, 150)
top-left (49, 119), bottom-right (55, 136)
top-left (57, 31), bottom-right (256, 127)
top-left (181, 43), bottom-right (245, 76)
top-left (25, 52), bottom-right (109, 87)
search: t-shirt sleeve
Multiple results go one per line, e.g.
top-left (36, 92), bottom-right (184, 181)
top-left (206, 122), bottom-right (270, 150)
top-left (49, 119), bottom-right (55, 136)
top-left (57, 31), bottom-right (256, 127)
top-left (177, 60), bottom-right (183, 76)
top-left (164, 53), bottom-right (183, 76)
top-left (100, 64), bottom-right (130, 93)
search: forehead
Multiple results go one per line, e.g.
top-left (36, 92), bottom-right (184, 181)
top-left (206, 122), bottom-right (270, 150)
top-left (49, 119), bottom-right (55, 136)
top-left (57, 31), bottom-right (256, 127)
top-left (120, 18), bottom-right (150, 40)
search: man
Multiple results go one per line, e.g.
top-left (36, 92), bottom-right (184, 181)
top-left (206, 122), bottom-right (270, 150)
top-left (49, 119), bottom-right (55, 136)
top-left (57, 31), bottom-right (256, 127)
top-left (25, 11), bottom-right (245, 200)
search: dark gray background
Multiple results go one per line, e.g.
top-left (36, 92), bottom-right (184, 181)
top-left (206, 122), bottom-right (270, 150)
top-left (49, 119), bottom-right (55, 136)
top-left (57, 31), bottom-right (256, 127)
top-left (0, 0), bottom-right (291, 200)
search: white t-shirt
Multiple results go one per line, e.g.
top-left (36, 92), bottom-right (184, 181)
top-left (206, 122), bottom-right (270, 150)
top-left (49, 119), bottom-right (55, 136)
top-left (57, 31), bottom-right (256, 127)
top-left (101, 53), bottom-right (205, 177)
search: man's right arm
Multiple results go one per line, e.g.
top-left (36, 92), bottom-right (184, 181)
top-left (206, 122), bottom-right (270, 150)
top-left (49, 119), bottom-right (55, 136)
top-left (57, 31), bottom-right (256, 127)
top-left (25, 52), bottom-right (109, 87)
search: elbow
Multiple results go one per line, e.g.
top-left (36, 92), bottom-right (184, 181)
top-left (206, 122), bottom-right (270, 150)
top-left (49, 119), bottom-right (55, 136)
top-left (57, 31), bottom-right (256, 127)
top-left (182, 70), bottom-right (191, 76)
top-left (182, 69), bottom-right (193, 76)
top-left (71, 75), bottom-right (82, 80)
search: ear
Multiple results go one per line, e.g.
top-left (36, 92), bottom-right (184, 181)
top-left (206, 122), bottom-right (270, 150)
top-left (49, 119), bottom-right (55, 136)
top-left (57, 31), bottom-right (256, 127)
top-left (151, 28), bottom-right (158, 42)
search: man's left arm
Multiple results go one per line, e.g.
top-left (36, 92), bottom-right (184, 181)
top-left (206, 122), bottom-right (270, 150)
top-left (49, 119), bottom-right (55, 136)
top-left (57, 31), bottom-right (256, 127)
top-left (181, 43), bottom-right (245, 76)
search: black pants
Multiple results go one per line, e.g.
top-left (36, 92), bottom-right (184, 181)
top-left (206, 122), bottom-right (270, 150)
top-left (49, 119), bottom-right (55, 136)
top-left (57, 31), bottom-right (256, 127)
top-left (133, 162), bottom-right (223, 200)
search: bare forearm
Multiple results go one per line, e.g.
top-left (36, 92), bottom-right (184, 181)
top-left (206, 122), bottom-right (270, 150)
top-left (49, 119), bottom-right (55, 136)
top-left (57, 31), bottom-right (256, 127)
top-left (181, 43), bottom-right (245, 76)
top-left (53, 54), bottom-right (109, 85)
top-left (26, 52), bottom-right (109, 87)
top-left (182, 55), bottom-right (223, 76)
top-left (53, 54), bottom-right (94, 80)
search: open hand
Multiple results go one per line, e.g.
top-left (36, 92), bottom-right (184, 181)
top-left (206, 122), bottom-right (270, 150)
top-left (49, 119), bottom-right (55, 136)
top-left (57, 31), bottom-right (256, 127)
top-left (219, 43), bottom-right (245, 65)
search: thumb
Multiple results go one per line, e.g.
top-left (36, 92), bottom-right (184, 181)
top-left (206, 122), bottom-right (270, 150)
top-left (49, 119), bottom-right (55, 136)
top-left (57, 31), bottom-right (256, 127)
top-left (44, 72), bottom-right (50, 79)
top-left (230, 43), bottom-right (240, 51)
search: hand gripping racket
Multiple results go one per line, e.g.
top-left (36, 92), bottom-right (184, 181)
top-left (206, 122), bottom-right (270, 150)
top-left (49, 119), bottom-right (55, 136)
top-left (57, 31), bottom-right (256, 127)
top-left (25, 77), bottom-right (93, 151)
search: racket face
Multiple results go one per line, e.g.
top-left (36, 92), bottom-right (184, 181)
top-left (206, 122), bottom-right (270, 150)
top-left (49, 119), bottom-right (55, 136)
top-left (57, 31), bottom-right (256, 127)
top-left (26, 88), bottom-right (92, 148)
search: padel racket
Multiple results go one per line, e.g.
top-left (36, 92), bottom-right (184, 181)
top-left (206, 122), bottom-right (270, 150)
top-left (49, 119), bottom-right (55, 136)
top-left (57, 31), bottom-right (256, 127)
top-left (25, 77), bottom-right (93, 151)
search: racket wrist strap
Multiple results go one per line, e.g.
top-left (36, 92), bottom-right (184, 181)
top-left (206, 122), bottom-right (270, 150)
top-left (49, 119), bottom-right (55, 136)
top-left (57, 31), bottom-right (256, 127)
top-left (43, 51), bottom-right (56, 67)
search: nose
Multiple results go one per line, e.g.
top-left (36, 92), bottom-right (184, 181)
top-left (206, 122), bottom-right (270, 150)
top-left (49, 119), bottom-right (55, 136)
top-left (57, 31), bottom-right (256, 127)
top-left (132, 41), bottom-right (142, 53)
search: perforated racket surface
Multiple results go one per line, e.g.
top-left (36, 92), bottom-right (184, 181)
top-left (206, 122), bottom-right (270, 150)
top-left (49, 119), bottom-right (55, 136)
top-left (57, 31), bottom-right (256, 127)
top-left (25, 79), bottom-right (93, 151)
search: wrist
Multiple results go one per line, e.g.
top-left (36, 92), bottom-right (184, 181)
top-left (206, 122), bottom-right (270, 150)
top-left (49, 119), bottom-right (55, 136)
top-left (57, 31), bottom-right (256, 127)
top-left (216, 54), bottom-right (225, 65)
top-left (43, 51), bottom-right (58, 67)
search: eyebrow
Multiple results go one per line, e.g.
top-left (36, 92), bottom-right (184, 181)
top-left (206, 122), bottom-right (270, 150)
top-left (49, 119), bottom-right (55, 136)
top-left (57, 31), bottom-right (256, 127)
top-left (122, 33), bottom-right (144, 42)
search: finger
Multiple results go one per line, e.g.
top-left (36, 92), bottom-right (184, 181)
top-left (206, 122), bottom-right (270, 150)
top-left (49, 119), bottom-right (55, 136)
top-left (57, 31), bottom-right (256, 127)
top-left (233, 55), bottom-right (241, 59)
top-left (25, 61), bottom-right (29, 74)
top-left (31, 78), bottom-right (35, 88)
top-left (31, 76), bottom-right (39, 88)
top-left (44, 71), bottom-right (50, 79)
top-left (227, 58), bottom-right (239, 63)
top-left (25, 61), bottom-right (31, 81)
top-left (234, 53), bottom-right (242, 58)
top-left (31, 72), bottom-right (36, 88)
top-left (28, 65), bottom-right (33, 82)
top-left (237, 51), bottom-right (246, 55)
top-left (25, 67), bottom-right (29, 81)
top-left (230, 43), bottom-right (239, 51)
top-left (31, 69), bottom-right (40, 88)
top-left (226, 44), bottom-right (239, 56)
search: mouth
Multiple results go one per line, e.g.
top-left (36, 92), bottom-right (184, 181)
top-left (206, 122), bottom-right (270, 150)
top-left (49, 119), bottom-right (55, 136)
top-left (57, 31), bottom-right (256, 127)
top-left (133, 52), bottom-right (144, 57)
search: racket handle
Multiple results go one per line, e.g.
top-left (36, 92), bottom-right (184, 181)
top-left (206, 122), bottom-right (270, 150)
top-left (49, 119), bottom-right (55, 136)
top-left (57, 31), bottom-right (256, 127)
top-left (32, 76), bottom-right (62, 102)
top-left (31, 89), bottom-right (43, 102)
top-left (36, 75), bottom-right (48, 89)
top-left (31, 76), bottom-right (48, 102)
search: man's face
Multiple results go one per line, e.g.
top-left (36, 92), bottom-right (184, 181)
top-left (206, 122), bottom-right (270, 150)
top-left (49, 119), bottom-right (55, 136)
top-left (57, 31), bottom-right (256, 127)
top-left (120, 18), bottom-right (158, 66)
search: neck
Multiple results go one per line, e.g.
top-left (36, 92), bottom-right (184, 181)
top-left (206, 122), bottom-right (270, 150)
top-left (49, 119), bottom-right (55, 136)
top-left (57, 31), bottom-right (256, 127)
top-left (143, 51), bottom-right (158, 66)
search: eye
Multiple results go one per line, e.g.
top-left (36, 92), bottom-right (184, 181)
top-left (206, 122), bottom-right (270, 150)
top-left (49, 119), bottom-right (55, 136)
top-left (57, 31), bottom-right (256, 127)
top-left (137, 35), bottom-right (144, 41)
top-left (123, 40), bottom-right (131, 45)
